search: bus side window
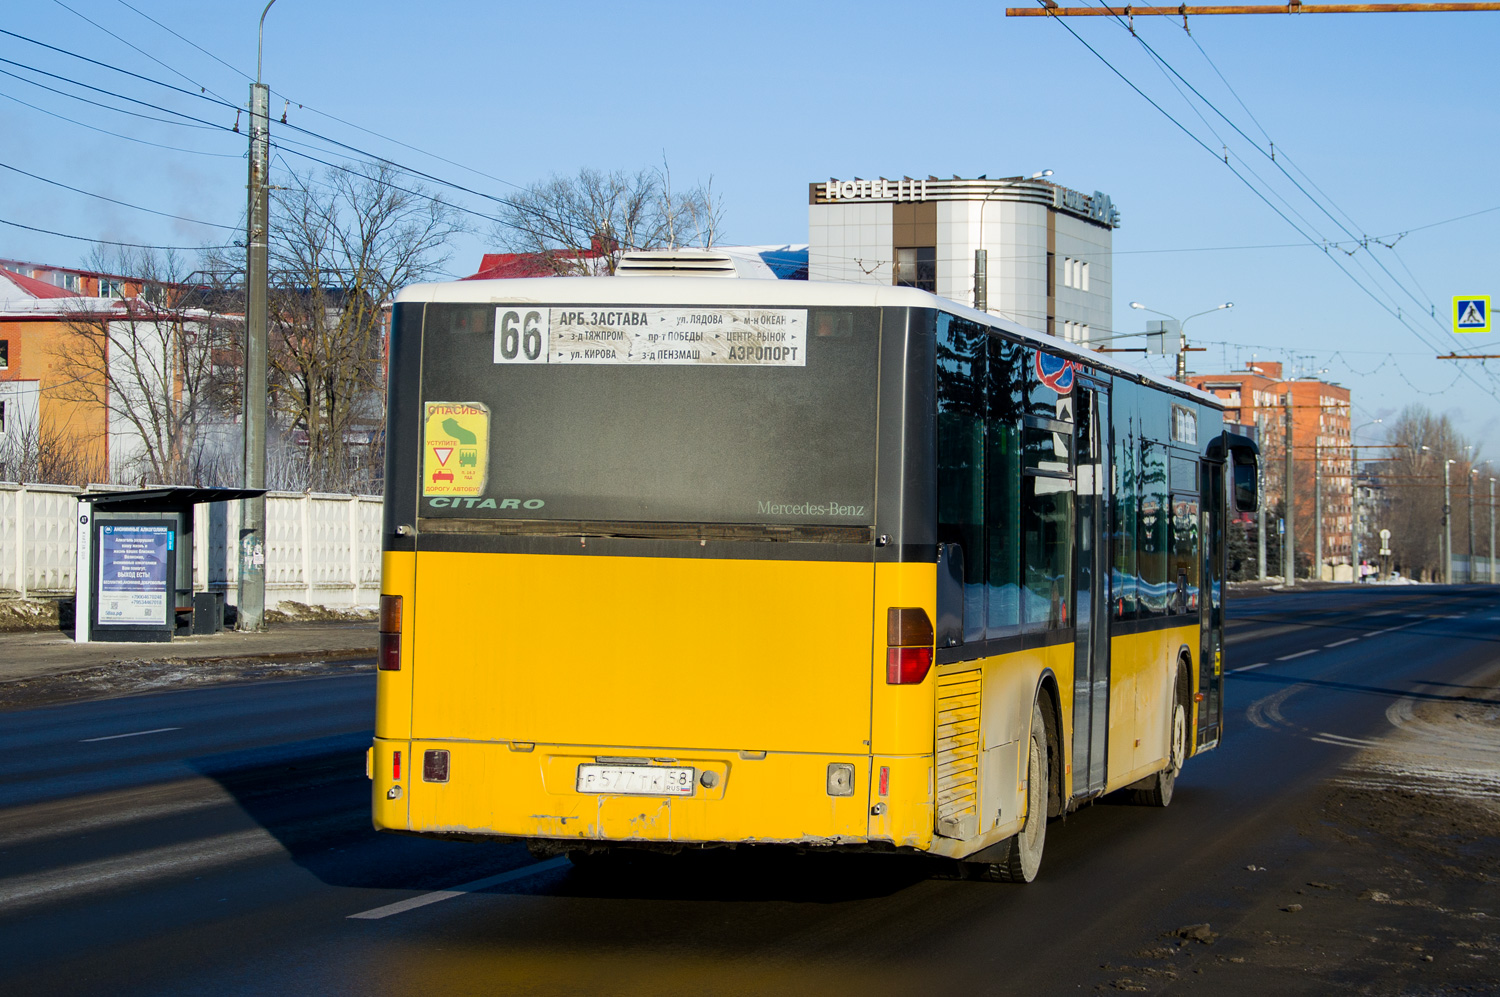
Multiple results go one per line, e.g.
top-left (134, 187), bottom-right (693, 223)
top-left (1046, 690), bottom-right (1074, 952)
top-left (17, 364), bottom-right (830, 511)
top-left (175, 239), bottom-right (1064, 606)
top-left (935, 314), bottom-right (987, 644)
top-left (1138, 441), bottom-right (1169, 616)
top-left (985, 334), bottom-right (1022, 637)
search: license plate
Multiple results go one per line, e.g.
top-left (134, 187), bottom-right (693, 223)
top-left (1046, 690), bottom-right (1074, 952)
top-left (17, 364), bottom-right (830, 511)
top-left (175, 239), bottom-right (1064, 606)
top-left (576, 764), bottom-right (696, 797)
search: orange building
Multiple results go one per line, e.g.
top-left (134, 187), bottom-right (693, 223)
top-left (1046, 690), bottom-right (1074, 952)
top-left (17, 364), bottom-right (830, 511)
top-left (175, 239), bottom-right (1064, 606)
top-left (1189, 362), bottom-right (1354, 575)
top-left (0, 261), bottom-right (144, 483)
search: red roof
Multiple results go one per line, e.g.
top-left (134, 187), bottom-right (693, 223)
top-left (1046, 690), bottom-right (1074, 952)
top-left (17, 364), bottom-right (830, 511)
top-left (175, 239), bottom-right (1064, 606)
top-left (463, 237), bottom-right (614, 280)
top-left (0, 267), bottom-right (82, 299)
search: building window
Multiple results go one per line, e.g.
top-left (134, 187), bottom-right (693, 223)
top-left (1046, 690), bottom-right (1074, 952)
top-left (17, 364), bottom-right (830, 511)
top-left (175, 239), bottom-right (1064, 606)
top-left (52, 272), bottom-right (80, 292)
top-left (1061, 257), bottom-right (1090, 291)
top-left (894, 247), bottom-right (936, 292)
top-left (100, 279), bottom-right (124, 299)
top-left (0, 339), bottom-right (7, 369)
top-left (0, 399), bottom-right (6, 435)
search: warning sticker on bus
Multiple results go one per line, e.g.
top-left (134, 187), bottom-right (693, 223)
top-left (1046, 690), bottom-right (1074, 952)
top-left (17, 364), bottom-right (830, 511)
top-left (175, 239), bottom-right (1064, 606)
top-left (493, 307), bottom-right (808, 366)
top-left (423, 402), bottom-right (489, 497)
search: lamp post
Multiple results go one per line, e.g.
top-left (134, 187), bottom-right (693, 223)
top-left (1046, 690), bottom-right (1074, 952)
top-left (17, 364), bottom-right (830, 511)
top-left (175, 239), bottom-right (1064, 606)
top-left (1128, 301), bottom-right (1233, 381)
top-left (1421, 444), bottom-right (1455, 584)
top-left (237, 0), bottom-right (277, 632)
top-left (974, 170), bottom-right (1053, 315)
top-left (1351, 418), bottom-right (1382, 581)
top-left (1490, 476), bottom-right (1495, 585)
top-left (1469, 467), bottom-right (1478, 583)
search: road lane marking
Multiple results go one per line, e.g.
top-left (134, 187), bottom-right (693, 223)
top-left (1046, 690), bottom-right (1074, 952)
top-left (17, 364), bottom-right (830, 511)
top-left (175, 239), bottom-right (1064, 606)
top-left (1231, 662), bottom-right (1270, 673)
top-left (1310, 732), bottom-right (1382, 748)
top-left (1277, 649), bottom-right (1317, 661)
top-left (1324, 637), bottom-right (1358, 648)
top-left (347, 856), bottom-right (570, 920)
top-left (79, 727), bottom-right (182, 743)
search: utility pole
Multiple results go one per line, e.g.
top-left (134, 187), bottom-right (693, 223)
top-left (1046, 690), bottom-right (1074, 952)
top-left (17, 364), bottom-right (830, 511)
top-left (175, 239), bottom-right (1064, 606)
top-left (1256, 475), bottom-right (1267, 580)
top-left (237, 0), bottom-right (276, 632)
top-left (1313, 439), bottom-right (1323, 581)
top-left (1468, 469), bottom-right (1476, 583)
top-left (1283, 390), bottom-right (1295, 585)
top-left (1443, 459), bottom-right (1452, 584)
top-left (1490, 477), bottom-right (1495, 585)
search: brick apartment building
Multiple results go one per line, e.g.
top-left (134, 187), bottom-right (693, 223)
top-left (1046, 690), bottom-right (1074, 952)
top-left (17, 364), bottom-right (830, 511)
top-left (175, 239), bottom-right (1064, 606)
top-left (1188, 362), bottom-right (1354, 576)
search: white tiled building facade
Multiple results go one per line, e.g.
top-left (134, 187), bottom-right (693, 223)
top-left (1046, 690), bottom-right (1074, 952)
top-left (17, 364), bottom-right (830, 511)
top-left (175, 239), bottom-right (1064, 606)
top-left (807, 176), bottom-right (1118, 345)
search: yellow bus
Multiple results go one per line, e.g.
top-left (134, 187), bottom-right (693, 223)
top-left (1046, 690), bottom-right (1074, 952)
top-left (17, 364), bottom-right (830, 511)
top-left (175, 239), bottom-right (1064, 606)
top-left (369, 276), bottom-right (1258, 881)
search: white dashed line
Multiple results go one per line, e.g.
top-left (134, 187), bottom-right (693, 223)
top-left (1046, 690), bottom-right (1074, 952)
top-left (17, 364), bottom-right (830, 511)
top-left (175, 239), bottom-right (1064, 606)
top-left (348, 856), bottom-right (570, 920)
top-left (79, 727), bottom-right (182, 743)
top-left (1324, 637), bottom-right (1358, 648)
top-left (1277, 649), bottom-right (1317, 661)
top-left (1231, 662), bottom-right (1270, 673)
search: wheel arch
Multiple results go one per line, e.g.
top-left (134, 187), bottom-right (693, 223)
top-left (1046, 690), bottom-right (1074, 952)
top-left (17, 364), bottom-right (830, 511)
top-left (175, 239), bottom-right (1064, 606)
top-left (1033, 669), bottom-right (1064, 819)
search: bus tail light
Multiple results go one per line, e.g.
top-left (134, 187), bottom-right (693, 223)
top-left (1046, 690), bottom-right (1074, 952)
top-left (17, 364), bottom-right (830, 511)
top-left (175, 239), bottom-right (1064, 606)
top-left (878, 765), bottom-right (889, 796)
top-left (378, 594), bottom-right (402, 671)
top-left (423, 749), bottom-right (450, 783)
top-left (886, 607), bottom-right (934, 684)
top-left (392, 750), bottom-right (402, 780)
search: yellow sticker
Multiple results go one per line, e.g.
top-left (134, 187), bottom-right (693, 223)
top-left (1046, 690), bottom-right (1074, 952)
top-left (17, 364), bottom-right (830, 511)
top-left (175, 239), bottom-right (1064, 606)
top-left (423, 402), bottom-right (489, 497)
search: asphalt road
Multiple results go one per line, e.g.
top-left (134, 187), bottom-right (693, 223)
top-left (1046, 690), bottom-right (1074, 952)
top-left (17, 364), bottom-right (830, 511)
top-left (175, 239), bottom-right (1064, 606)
top-left (3, 585), bottom-right (1497, 996)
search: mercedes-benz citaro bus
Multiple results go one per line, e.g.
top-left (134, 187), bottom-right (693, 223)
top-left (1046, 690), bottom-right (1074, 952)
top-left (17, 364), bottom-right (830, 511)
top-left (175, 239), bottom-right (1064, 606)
top-left (369, 271), bottom-right (1258, 882)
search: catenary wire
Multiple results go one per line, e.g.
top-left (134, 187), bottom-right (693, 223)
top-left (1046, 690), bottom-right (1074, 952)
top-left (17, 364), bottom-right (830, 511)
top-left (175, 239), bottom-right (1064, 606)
top-left (0, 160), bottom-right (238, 230)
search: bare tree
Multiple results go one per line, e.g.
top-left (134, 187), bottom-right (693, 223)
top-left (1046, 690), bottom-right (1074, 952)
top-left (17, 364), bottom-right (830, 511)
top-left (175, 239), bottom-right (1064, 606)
top-left (260, 162), bottom-right (463, 492)
top-left (1375, 405), bottom-right (1478, 580)
top-left (50, 248), bottom-right (237, 486)
top-left (496, 162), bottom-right (724, 274)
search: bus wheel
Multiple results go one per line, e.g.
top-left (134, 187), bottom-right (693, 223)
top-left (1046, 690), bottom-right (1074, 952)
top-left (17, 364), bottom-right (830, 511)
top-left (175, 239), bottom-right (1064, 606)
top-left (975, 701), bottom-right (1049, 883)
top-left (1133, 696), bottom-right (1186, 808)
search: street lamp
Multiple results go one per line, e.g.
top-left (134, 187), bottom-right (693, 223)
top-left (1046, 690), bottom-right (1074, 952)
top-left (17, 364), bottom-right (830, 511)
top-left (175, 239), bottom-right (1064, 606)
top-left (1129, 301), bottom-right (1234, 381)
top-left (1351, 418), bottom-right (1382, 580)
top-left (1420, 444), bottom-right (1462, 584)
top-left (974, 171), bottom-right (1053, 314)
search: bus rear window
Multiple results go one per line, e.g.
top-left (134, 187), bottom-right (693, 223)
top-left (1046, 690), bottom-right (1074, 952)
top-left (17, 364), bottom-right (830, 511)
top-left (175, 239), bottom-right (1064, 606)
top-left (416, 303), bottom-right (880, 526)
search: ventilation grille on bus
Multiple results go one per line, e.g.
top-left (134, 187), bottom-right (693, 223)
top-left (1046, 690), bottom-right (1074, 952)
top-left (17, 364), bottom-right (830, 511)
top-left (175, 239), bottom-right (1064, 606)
top-left (614, 250), bottom-right (739, 278)
top-left (935, 669), bottom-right (982, 840)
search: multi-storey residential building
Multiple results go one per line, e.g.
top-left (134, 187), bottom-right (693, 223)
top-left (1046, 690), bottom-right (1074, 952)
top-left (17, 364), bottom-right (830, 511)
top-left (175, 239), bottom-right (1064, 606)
top-left (1189, 362), bottom-right (1353, 576)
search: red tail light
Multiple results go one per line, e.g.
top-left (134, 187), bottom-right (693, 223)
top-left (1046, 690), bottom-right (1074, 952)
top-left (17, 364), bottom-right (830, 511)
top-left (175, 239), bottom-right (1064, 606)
top-left (887, 646), bottom-right (934, 684)
top-left (878, 765), bottom-right (890, 796)
top-left (378, 594), bottom-right (402, 671)
top-left (886, 607), bottom-right (934, 684)
top-left (392, 750), bottom-right (402, 780)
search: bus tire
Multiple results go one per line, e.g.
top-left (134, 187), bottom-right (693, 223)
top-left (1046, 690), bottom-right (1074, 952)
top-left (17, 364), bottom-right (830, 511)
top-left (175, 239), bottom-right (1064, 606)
top-left (1132, 692), bottom-right (1186, 808)
top-left (975, 701), bottom-right (1049, 883)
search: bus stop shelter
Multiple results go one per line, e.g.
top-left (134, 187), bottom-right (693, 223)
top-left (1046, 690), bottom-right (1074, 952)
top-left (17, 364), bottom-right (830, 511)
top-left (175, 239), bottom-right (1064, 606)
top-left (73, 487), bottom-right (265, 643)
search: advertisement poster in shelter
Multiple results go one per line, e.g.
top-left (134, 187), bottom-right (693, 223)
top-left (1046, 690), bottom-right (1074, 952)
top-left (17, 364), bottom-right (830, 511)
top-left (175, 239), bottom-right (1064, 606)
top-left (96, 523), bottom-right (173, 626)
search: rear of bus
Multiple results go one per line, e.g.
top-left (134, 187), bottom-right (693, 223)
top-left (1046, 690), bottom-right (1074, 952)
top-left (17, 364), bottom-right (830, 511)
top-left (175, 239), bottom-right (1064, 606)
top-left (370, 279), bottom-right (940, 852)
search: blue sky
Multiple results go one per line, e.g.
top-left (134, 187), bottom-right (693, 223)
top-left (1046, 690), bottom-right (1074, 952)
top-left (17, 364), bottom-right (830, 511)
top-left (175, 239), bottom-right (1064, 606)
top-left (3, 1), bottom-right (1498, 458)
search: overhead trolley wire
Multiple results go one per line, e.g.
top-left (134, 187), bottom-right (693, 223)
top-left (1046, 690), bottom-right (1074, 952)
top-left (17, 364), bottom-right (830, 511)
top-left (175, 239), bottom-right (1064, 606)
top-left (46, 0), bottom-right (236, 106)
top-left (0, 160), bottom-right (238, 230)
top-left (0, 88), bottom-right (241, 157)
top-left (1035, 2), bottom-right (1498, 400)
top-left (0, 215), bottom-right (236, 251)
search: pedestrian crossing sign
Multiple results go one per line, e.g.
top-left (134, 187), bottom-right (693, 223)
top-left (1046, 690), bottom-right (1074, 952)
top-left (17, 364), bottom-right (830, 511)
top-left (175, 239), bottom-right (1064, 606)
top-left (1453, 295), bottom-right (1490, 333)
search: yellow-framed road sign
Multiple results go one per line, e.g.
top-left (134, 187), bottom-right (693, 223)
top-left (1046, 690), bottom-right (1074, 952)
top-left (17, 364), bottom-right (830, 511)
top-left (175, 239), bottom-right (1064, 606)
top-left (1454, 295), bottom-right (1490, 333)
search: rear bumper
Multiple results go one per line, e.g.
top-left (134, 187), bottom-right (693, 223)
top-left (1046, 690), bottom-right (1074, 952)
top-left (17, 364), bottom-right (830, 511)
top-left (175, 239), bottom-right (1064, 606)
top-left (372, 737), bottom-right (933, 849)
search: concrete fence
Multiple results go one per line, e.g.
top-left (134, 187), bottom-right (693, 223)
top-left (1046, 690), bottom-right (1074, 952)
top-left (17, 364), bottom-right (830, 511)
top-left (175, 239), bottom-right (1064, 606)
top-left (0, 482), bottom-right (382, 608)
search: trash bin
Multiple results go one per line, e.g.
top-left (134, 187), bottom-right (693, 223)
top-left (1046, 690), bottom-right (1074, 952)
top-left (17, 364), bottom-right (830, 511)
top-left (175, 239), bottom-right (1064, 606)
top-left (193, 592), bottom-right (225, 635)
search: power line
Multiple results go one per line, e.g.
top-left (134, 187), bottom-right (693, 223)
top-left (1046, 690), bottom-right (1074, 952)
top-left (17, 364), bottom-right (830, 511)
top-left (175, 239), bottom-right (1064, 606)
top-left (0, 27), bottom-right (235, 111)
top-left (0, 57), bottom-right (234, 131)
top-left (46, 0), bottom-right (236, 105)
top-left (1034, 3), bottom-right (1498, 400)
top-left (113, 0), bottom-right (252, 84)
top-left (0, 215), bottom-right (234, 251)
top-left (0, 89), bottom-right (242, 157)
top-left (0, 159), bottom-right (238, 231)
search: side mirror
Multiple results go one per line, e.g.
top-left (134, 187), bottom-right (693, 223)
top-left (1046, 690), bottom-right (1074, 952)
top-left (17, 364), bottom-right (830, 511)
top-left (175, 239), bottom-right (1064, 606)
top-left (935, 543), bottom-right (965, 648)
top-left (1230, 446), bottom-right (1259, 513)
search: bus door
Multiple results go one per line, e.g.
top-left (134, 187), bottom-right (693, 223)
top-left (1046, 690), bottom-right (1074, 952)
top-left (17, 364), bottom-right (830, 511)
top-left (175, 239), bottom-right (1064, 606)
top-left (1198, 459), bottom-right (1226, 749)
top-left (1070, 383), bottom-right (1111, 797)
